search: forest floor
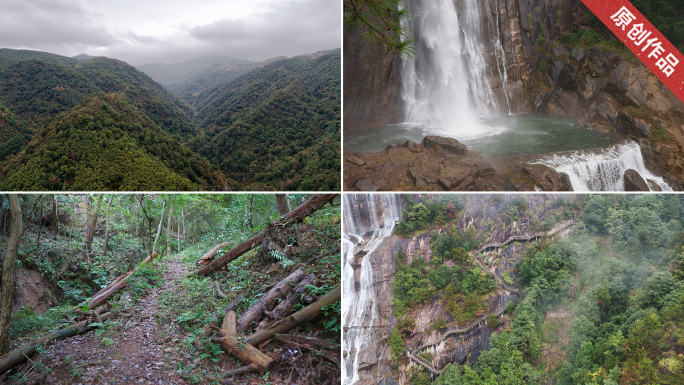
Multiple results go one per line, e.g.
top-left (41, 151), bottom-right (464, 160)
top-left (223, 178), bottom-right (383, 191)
top-left (19, 253), bottom-right (190, 384)
top-left (13, 251), bottom-right (301, 385)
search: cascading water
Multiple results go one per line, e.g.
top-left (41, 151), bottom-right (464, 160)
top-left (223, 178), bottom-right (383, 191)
top-left (533, 140), bottom-right (673, 191)
top-left (342, 194), bottom-right (402, 385)
top-left (401, 0), bottom-right (510, 139)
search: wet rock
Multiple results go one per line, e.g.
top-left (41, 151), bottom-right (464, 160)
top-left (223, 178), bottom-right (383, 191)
top-left (589, 47), bottom-right (619, 75)
top-left (532, 89), bottom-right (551, 112)
top-left (579, 93), bottom-right (622, 133)
top-left (345, 152), bottom-right (367, 166)
top-left (558, 62), bottom-right (579, 89)
top-left (616, 110), bottom-right (651, 138)
top-left (398, 140), bottom-right (420, 152)
top-left (647, 180), bottom-right (663, 191)
top-left (624, 169), bottom-right (649, 191)
top-left (355, 178), bottom-right (385, 191)
top-left (523, 164), bottom-right (573, 191)
top-left (577, 75), bottom-right (604, 103)
top-left (422, 136), bottom-right (468, 155)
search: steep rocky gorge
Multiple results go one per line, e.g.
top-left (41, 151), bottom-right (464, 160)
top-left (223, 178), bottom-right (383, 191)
top-left (344, 0), bottom-right (684, 191)
top-left (343, 194), bottom-right (569, 384)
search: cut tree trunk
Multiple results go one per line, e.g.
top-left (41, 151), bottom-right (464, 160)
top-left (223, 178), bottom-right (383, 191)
top-left (246, 286), bottom-right (340, 347)
top-left (197, 242), bottom-right (230, 266)
top-left (257, 274), bottom-right (316, 329)
top-left (88, 252), bottom-right (158, 308)
top-left (0, 312), bottom-right (113, 375)
top-left (0, 195), bottom-right (23, 355)
top-left (212, 311), bottom-right (274, 374)
top-left (236, 268), bottom-right (306, 333)
top-left (192, 194), bottom-right (336, 276)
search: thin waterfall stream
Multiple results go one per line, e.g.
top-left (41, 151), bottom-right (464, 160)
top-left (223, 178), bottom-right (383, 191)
top-left (342, 194), bottom-right (402, 385)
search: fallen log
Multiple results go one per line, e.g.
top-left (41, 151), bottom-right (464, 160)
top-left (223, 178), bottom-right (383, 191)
top-left (0, 312), bottom-right (113, 375)
top-left (258, 274), bottom-right (316, 329)
top-left (274, 333), bottom-right (340, 351)
top-left (211, 311), bottom-right (274, 374)
top-left (197, 242), bottom-right (231, 266)
top-left (191, 194), bottom-right (337, 276)
top-left (274, 333), bottom-right (341, 368)
top-left (88, 252), bottom-right (158, 308)
top-left (236, 267), bottom-right (306, 333)
top-left (246, 286), bottom-right (340, 347)
top-left (214, 281), bottom-right (227, 299)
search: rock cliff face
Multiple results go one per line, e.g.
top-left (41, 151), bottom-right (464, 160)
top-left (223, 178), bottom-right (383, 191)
top-left (343, 25), bottom-right (403, 131)
top-left (345, 194), bottom-right (564, 384)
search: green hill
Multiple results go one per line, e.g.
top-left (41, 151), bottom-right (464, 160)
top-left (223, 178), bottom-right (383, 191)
top-left (193, 52), bottom-right (341, 190)
top-left (0, 48), bottom-right (340, 191)
top-left (0, 48), bottom-right (79, 67)
top-left (0, 60), bottom-right (99, 126)
top-left (0, 93), bottom-right (229, 191)
top-left (74, 58), bottom-right (198, 140)
top-left (0, 104), bottom-right (31, 162)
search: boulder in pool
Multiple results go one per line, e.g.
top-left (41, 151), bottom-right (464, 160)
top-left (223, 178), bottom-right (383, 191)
top-left (624, 169), bottom-right (649, 191)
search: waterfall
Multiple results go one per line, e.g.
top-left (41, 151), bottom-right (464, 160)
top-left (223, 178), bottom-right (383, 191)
top-left (342, 194), bottom-right (402, 385)
top-left (401, 0), bottom-right (511, 138)
top-left (533, 140), bottom-right (673, 191)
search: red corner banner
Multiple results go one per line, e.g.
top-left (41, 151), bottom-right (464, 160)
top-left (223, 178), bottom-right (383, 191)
top-left (581, 0), bottom-right (684, 104)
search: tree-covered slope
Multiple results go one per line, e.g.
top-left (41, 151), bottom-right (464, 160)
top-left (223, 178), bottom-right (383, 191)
top-left (74, 58), bottom-right (198, 140)
top-left (0, 60), bottom-right (99, 126)
top-left (0, 93), bottom-right (229, 191)
top-left (0, 48), bottom-right (79, 68)
top-left (0, 104), bottom-right (31, 162)
top-left (194, 52), bottom-right (341, 190)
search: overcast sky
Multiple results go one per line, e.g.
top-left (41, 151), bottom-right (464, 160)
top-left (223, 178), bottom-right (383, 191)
top-left (0, 0), bottom-right (341, 65)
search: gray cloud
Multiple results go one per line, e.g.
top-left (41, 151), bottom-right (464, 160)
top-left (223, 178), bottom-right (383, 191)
top-left (0, 0), bottom-right (117, 49)
top-left (0, 0), bottom-right (340, 65)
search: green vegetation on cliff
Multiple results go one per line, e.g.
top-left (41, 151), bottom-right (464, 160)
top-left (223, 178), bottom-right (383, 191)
top-left (429, 194), bottom-right (684, 385)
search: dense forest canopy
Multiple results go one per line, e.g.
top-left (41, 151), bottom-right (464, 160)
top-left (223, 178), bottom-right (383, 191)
top-left (0, 193), bottom-right (341, 383)
top-left (386, 194), bottom-right (684, 385)
top-left (0, 48), bottom-right (341, 191)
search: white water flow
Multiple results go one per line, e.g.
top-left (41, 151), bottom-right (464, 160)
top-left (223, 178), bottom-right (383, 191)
top-left (533, 140), bottom-right (673, 191)
top-left (342, 194), bottom-right (402, 385)
top-left (401, 0), bottom-right (510, 139)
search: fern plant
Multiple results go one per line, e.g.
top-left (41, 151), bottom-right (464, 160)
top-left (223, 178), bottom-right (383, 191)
top-left (270, 249), bottom-right (294, 267)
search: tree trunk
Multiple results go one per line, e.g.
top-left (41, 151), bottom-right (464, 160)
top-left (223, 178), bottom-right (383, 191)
top-left (84, 195), bottom-right (102, 257)
top-left (88, 252), bottom-right (158, 308)
top-left (212, 311), bottom-right (274, 374)
top-left (275, 194), bottom-right (289, 216)
top-left (237, 268), bottom-right (306, 333)
top-left (103, 194), bottom-right (115, 255)
top-left (197, 242), bottom-right (231, 266)
top-left (0, 312), bottom-right (113, 375)
top-left (191, 194), bottom-right (337, 276)
top-left (267, 274), bottom-right (316, 321)
top-left (0, 195), bottom-right (23, 355)
top-left (246, 286), bottom-right (340, 347)
top-left (177, 211), bottom-right (181, 251)
top-left (182, 209), bottom-right (186, 246)
top-left (152, 201), bottom-right (166, 254)
top-left (36, 206), bottom-right (43, 254)
top-left (166, 204), bottom-right (174, 258)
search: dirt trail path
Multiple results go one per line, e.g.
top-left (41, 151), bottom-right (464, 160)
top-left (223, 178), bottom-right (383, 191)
top-left (31, 255), bottom-right (190, 385)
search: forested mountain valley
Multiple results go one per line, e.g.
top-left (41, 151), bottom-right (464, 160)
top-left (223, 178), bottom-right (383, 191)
top-left (0, 48), bottom-right (340, 191)
top-left (0, 193), bottom-right (341, 384)
top-left (344, 194), bottom-right (684, 385)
